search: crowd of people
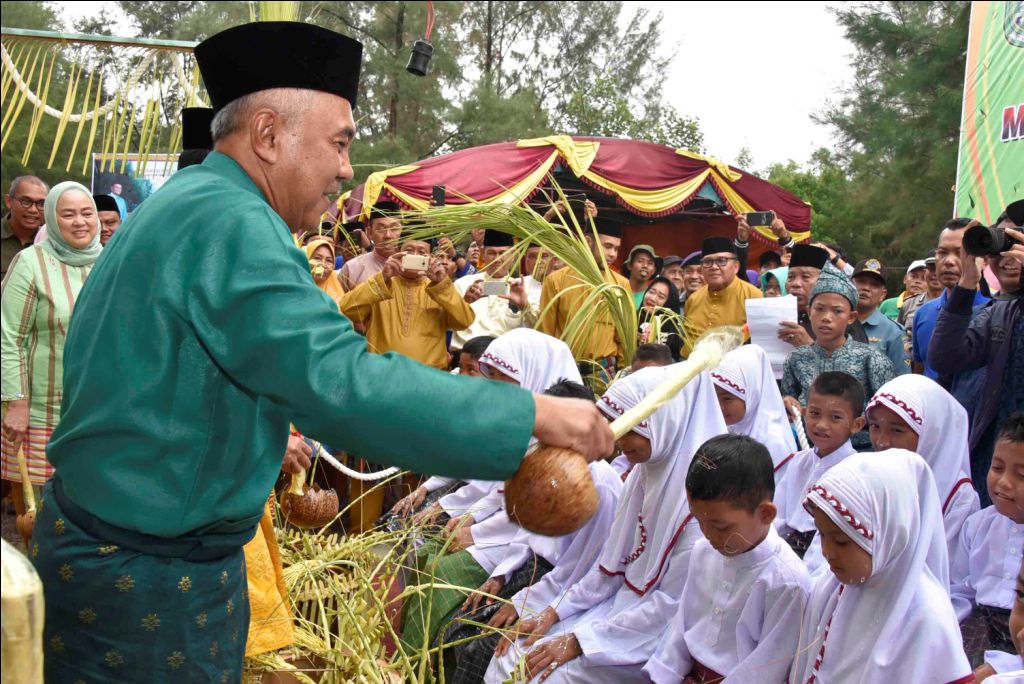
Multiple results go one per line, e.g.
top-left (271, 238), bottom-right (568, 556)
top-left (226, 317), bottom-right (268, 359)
top-left (1, 17), bottom-right (1023, 684)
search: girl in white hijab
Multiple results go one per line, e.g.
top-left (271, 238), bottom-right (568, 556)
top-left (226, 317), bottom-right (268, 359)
top-left (711, 345), bottom-right (798, 477)
top-left (485, 366), bottom-right (728, 683)
top-left (791, 450), bottom-right (972, 683)
top-left (865, 374), bottom-right (980, 563)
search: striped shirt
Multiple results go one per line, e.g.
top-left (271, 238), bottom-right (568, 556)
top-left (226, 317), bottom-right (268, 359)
top-left (1, 245), bottom-right (91, 427)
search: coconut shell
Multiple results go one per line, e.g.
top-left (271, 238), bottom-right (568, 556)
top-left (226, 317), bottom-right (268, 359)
top-left (504, 446), bottom-right (598, 536)
top-left (280, 484), bottom-right (339, 529)
top-left (15, 511), bottom-right (35, 547)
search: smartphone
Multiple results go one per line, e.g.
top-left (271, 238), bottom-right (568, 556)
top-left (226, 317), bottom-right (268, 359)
top-left (745, 211), bottom-right (774, 227)
top-left (402, 254), bottom-right (429, 271)
top-left (481, 280), bottom-right (509, 297)
top-left (432, 185), bottom-right (446, 207)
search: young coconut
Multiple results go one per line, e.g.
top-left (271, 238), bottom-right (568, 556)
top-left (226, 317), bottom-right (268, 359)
top-left (279, 467), bottom-right (339, 529)
top-left (505, 326), bottom-right (744, 536)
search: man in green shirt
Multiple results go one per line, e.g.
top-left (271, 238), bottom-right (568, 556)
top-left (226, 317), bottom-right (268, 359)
top-left (31, 22), bottom-right (611, 682)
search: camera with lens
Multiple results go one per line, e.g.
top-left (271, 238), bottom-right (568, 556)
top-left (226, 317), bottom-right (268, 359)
top-left (963, 222), bottom-right (1019, 257)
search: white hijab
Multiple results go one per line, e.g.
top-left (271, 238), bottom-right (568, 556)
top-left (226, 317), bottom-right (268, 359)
top-left (866, 374), bottom-right (976, 512)
top-left (479, 328), bottom-right (582, 391)
top-left (790, 450), bottom-right (971, 684)
top-left (711, 345), bottom-right (797, 469)
top-left (596, 366), bottom-right (728, 595)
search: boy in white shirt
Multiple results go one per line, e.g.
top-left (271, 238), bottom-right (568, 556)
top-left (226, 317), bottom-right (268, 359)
top-left (644, 434), bottom-right (811, 683)
top-left (774, 371), bottom-right (865, 558)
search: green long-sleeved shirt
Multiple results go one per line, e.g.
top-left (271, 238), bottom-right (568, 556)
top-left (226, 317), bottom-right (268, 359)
top-left (48, 152), bottom-right (535, 538)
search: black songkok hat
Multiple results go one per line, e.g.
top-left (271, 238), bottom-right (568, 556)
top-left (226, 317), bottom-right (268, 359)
top-left (369, 201), bottom-right (401, 221)
top-left (195, 22), bottom-right (363, 111)
top-left (701, 236), bottom-right (736, 257)
top-left (594, 216), bottom-right (624, 238)
top-left (93, 194), bottom-right (119, 213)
top-left (483, 229), bottom-right (515, 248)
top-left (181, 107), bottom-right (214, 150)
top-left (789, 244), bottom-right (830, 270)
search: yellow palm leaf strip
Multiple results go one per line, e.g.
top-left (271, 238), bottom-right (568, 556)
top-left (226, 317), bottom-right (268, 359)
top-left (1, 41), bottom-right (44, 149)
top-left (0, 39), bottom-right (29, 104)
top-left (98, 87), bottom-right (120, 173)
top-left (610, 326), bottom-right (744, 439)
top-left (135, 98), bottom-right (155, 174)
top-left (116, 97), bottom-right (138, 174)
top-left (79, 71), bottom-right (104, 176)
top-left (47, 59), bottom-right (82, 167)
top-left (66, 68), bottom-right (95, 172)
top-left (21, 45), bottom-right (59, 165)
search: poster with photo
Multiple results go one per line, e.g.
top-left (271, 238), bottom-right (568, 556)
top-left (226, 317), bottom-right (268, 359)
top-left (91, 154), bottom-right (179, 216)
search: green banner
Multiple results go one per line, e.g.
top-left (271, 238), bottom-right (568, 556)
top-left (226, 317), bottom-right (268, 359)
top-left (955, 1), bottom-right (1024, 222)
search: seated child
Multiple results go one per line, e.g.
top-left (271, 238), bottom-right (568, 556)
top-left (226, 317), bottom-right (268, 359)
top-left (439, 378), bottom-right (623, 684)
top-left (611, 344), bottom-right (675, 478)
top-left (711, 345), bottom-right (798, 478)
top-left (866, 374), bottom-right (980, 564)
top-left (774, 372), bottom-right (864, 558)
top-left (792, 449), bottom-right (973, 683)
top-left (643, 434), bottom-right (811, 683)
top-left (952, 412), bottom-right (1024, 658)
top-left (782, 263), bottom-right (896, 449)
top-left (484, 367), bottom-right (728, 684)
top-left (400, 329), bottom-right (586, 660)
top-left (456, 334), bottom-right (497, 377)
top-left (972, 558), bottom-right (1023, 683)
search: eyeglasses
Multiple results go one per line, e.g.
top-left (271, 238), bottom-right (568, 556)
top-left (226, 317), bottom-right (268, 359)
top-left (11, 196), bottom-right (45, 211)
top-left (701, 257), bottom-right (738, 269)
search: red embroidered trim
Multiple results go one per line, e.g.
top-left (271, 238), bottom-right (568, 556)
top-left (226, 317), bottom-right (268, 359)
top-left (623, 513), bottom-right (695, 596)
top-left (774, 452), bottom-right (796, 472)
top-left (479, 352), bottom-right (519, 377)
top-left (807, 485), bottom-right (874, 541)
top-left (806, 585), bottom-right (845, 684)
top-left (867, 392), bottom-right (924, 426)
top-left (942, 478), bottom-right (975, 515)
top-left (711, 372), bottom-right (746, 396)
top-left (600, 396), bottom-right (648, 429)
top-left (621, 515), bottom-right (648, 565)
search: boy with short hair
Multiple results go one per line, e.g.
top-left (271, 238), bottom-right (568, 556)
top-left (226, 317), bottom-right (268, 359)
top-left (781, 263), bottom-right (895, 448)
top-left (774, 371), bottom-right (865, 557)
top-left (952, 412), bottom-right (1024, 659)
top-left (644, 434), bottom-right (810, 683)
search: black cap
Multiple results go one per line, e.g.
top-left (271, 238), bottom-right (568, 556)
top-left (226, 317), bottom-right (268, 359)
top-left (482, 229), bottom-right (515, 248)
top-left (195, 22), bottom-right (363, 111)
top-left (789, 244), bottom-right (829, 269)
top-left (93, 194), bottom-right (119, 213)
top-left (701, 236), bottom-right (736, 257)
top-left (181, 107), bottom-right (214, 150)
top-left (1005, 199), bottom-right (1024, 227)
top-left (594, 216), bottom-right (624, 238)
top-left (852, 258), bottom-right (886, 286)
top-left (682, 250), bottom-right (702, 267)
top-left (368, 201), bottom-right (401, 222)
top-left (758, 250), bottom-right (782, 268)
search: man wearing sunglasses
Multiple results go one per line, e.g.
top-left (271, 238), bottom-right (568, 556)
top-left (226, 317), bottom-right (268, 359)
top-left (682, 235), bottom-right (764, 355)
top-left (2, 175), bottom-right (48, 282)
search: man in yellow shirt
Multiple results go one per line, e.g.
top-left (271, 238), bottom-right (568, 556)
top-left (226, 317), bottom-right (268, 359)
top-left (539, 209), bottom-right (630, 373)
top-left (682, 236), bottom-right (763, 355)
top-left (340, 239), bottom-right (475, 370)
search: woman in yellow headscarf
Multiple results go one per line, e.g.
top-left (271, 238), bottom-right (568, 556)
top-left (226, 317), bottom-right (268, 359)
top-left (305, 236), bottom-right (346, 307)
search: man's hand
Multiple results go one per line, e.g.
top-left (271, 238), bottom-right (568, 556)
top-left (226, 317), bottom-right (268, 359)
top-left (437, 236), bottom-right (457, 258)
top-left (735, 214), bottom-right (752, 243)
top-left (783, 396), bottom-right (802, 419)
top-left (778, 321), bottom-right (813, 348)
top-left (382, 252), bottom-right (405, 280)
top-left (427, 257), bottom-right (448, 284)
top-left (282, 434), bottom-right (313, 474)
top-left (464, 280), bottom-right (484, 304)
top-left (1, 399), bottom-right (29, 451)
top-left (583, 199), bottom-right (598, 219)
top-left (532, 394), bottom-right (615, 463)
top-left (1001, 227), bottom-right (1024, 264)
top-left (463, 576), bottom-right (506, 612)
top-left (770, 215), bottom-right (790, 242)
top-left (525, 633), bottom-right (583, 682)
top-left (392, 485), bottom-right (428, 517)
top-left (499, 278), bottom-right (528, 310)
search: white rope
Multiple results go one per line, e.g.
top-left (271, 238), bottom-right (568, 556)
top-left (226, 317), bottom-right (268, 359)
top-left (0, 41), bottom-right (158, 122)
top-left (309, 440), bottom-right (401, 482)
top-left (789, 405), bottom-right (810, 451)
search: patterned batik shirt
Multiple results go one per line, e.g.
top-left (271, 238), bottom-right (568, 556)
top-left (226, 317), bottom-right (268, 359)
top-left (781, 335), bottom-right (897, 407)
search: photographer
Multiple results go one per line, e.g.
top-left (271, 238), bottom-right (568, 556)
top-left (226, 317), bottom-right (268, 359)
top-left (928, 205), bottom-right (1024, 506)
top-left (338, 201), bottom-right (403, 290)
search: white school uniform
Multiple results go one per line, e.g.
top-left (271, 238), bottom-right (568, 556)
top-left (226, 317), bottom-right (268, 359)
top-left (644, 526), bottom-right (810, 683)
top-left (984, 671), bottom-right (1024, 683)
top-left (789, 450), bottom-right (972, 684)
top-left (711, 345), bottom-right (798, 479)
top-left (985, 651), bottom-right (1024, 678)
top-left (774, 440), bottom-right (857, 537)
top-left (867, 375), bottom-right (980, 563)
top-left (439, 480), bottom-right (501, 519)
top-left (951, 505), bottom-right (1024, 621)
top-left (422, 476), bottom-right (457, 493)
top-left (485, 366), bottom-right (729, 683)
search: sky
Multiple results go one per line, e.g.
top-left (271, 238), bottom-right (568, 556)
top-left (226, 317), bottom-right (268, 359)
top-left (56, 1), bottom-right (856, 170)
